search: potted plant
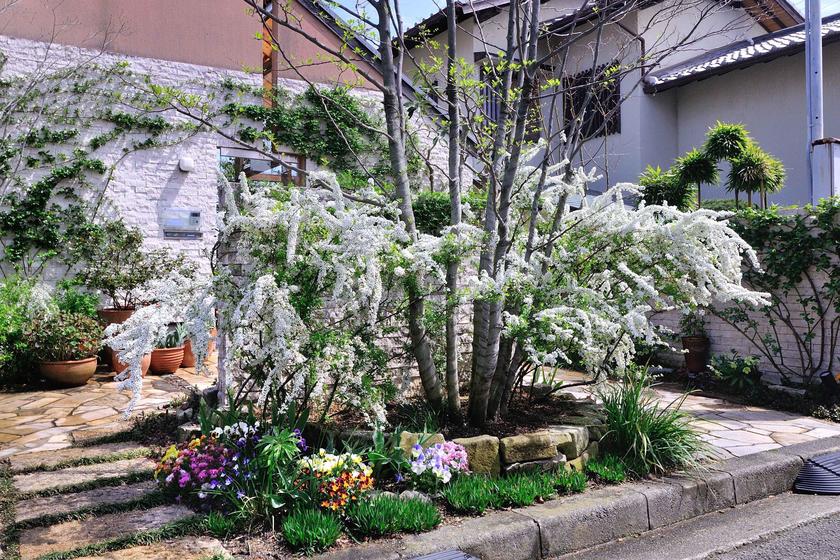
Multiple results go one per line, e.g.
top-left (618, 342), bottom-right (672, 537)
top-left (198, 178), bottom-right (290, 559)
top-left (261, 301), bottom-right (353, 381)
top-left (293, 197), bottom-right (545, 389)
top-left (77, 222), bottom-right (175, 325)
top-left (150, 324), bottom-right (187, 375)
top-left (23, 312), bottom-right (103, 386)
top-left (680, 310), bottom-right (710, 374)
top-left (182, 324), bottom-right (217, 368)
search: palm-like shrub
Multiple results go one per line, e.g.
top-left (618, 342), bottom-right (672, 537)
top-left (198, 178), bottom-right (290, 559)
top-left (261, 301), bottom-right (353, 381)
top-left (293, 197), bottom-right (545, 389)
top-left (639, 165), bottom-right (695, 210)
top-left (674, 149), bottom-right (718, 207)
top-left (598, 368), bottom-right (707, 476)
top-left (728, 143), bottom-right (785, 209)
top-left (703, 121), bottom-right (750, 161)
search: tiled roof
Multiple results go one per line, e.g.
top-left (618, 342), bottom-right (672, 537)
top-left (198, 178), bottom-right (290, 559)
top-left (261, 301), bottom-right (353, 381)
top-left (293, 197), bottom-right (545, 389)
top-left (645, 14), bottom-right (840, 92)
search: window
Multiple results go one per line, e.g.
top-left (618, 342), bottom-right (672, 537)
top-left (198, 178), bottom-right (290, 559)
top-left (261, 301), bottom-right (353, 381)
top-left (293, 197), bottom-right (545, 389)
top-left (220, 149), bottom-right (306, 187)
top-left (563, 63), bottom-right (621, 140)
top-left (479, 63), bottom-right (503, 124)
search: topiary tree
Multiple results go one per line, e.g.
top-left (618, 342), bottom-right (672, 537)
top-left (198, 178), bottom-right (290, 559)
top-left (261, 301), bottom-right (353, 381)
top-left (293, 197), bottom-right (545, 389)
top-left (674, 149), bottom-right (718, 208)
top-left (703, 121), bottom-right (750, 161)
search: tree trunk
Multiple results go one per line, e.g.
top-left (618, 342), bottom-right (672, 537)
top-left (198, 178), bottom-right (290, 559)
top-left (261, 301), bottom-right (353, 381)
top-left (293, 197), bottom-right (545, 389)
top-left (375, 0), bottom-right (442, 410)
top-left (469, 0), bottom-right (542, 427)
top-left (444, 0), bottom-right (462, 419)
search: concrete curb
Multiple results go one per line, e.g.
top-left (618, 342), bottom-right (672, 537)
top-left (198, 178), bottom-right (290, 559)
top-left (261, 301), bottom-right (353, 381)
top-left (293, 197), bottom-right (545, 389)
top-left (316, 435), bottom-right (840, 560)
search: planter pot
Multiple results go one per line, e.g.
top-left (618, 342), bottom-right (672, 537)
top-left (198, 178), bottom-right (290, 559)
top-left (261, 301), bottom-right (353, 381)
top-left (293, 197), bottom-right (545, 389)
top-left (150, 346), bottom-right (185, 375)
top-left (39, 357), bottom-right (97, 387)
top-left (113, 353), bottom-right (152, 377)
top-left (682, 335), bottom-right (710, 374)
top-left (181, 340), bottom-right (197, 368)
top-left (96, 307), bottom-right (135, 326)
top-left (97, 308), bottom-right (136, 368)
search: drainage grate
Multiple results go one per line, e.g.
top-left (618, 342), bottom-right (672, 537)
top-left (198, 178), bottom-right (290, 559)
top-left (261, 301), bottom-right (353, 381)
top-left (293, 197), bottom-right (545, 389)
top-left (795, 451), bottom-right (840, 494)
top-left (409, 552), bottom-right (480, 560)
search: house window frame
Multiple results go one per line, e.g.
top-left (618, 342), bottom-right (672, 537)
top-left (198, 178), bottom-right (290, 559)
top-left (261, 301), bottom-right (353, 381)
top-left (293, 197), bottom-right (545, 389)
top-left (562, 62), bottom-right (621, 140)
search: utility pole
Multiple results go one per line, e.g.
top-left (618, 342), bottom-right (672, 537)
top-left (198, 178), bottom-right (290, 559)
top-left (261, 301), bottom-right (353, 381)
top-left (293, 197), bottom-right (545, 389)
top-left (805, 0), bottom-right (825, 203)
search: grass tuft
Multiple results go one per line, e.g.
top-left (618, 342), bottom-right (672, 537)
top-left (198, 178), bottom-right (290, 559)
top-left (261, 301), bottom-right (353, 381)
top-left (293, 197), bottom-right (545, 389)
top-left (554, 468), bottom-right (588, 494)
top-left (585, 455), bottom-right (627, 484)
top-left (281, 509), bottom-right (342, 554)
top-left (345, 495), bottom-right (441, 537)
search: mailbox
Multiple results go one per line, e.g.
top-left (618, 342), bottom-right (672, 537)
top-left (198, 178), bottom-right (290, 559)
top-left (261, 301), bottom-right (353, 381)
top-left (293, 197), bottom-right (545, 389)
top-left (162, 208), bottom-right (202, 239)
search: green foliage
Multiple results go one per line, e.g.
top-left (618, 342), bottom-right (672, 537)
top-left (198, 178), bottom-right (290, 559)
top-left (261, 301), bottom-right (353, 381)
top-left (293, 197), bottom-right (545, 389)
top-left (701, 199), bottom-right (739, 211)
top-left (639, 165), bottom-right (695, 210)
top-left (362, 429), bottom-right (410, 481)
top-left (710, 351), bottom-right (762, 392)
top-left (205, 511), bottom-right (238, 538)
top-left (21, 311), bottom-right (102, 362)
top-left (598, 367), bottom-right (706, 476)
top-left (345, 495), bottom-right (441, 537)
top-left (585, 455), bottom-right (627, 484)
top-left (554, 468), bottom-right (588, 494)
top-left (281, 509), bottom-right (342, 554)
top-left (679, 311), bottom-right (707, 337)
top-left (703, 121), bottom-right (750, 161)
top-left (53, 281), bottom-right (99, 318)
top-left (0, 277), bottom-right (36, 382)
top-left (497, 472), bottom-right (556, 507)
top-left (413, 190), bottom-right (487, 235)
top-left (441, 474), bottom-right (502, 514)
top-left (156, 324), bottom-right (188, 349)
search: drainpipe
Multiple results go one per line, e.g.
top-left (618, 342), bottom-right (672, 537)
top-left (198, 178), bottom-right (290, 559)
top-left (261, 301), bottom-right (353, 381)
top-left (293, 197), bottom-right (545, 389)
top-left (805, 0), bottom-right (825, 203)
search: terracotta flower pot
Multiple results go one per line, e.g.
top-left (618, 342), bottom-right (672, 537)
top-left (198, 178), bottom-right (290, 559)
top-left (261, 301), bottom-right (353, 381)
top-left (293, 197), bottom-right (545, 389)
top-left (39, 357), bottom-right (98, 387)
top-left (113, 353), bottom-right (152, 377)
top-left (181, 340), bottom-right (197, 368)
top-left (682, 335), bottom-right (711, 374)
top-left (150, 346), bottom-right (185, 375)
top-left (96, 308), bottom-right (135, 326)
top-left (98, 308), bottom-right (135, 368)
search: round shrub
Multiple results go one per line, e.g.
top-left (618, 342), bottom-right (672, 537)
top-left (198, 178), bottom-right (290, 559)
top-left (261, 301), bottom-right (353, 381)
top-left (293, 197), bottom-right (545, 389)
top-left (22, 311), bottom-right (103, 361)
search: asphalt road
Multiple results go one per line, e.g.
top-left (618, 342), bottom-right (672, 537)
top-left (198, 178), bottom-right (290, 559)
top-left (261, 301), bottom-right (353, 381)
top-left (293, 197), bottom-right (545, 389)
top-left (555, 492), bottom-right (840, 560)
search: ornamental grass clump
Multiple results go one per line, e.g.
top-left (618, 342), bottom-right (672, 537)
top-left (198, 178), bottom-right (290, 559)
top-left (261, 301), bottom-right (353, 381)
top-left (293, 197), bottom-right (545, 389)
top-left (281, 509), bottom-right (342, 554)
top-left (599, 368), bottom-right (707, 476)
top-left (497, 472), bottom-right (556, 507)
top-left (345, 495), bottom-right (441, 537)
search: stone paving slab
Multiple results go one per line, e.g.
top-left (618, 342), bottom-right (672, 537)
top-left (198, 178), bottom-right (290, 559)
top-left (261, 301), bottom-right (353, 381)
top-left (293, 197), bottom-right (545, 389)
top-left (72, 537), bottom-right (229, 560)
top-left (13, 457), bottom-right (154, 495)
top-left (10, 441), bottom-right (149, 473)
top-left (15, 480), bottom-right (159, 524)
top-left (0, 367), bottom-right (214, 457)
top-left (18, 504), bottom-right (195, 560)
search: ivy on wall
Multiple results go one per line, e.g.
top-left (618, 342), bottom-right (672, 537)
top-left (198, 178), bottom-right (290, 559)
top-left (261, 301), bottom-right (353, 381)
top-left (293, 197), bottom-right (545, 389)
top-left (0, 55), bottom-right (197, 278)
top-left (715, 198), bottom-right (840, 385)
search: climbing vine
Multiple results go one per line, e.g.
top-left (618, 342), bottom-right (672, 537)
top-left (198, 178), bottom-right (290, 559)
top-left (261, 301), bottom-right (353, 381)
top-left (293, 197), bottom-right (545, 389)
top-left (0, 54), bottom-right (197, 278)
top-left (714, 198), bottom-right (840, 385)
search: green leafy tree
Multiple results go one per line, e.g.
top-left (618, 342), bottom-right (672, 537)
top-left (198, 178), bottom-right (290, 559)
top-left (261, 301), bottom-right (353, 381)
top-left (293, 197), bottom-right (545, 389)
top-left (674, 149), bottom-right (718, 208)
top-left (728, 143), bottom-right (785, 209)
top-left (639, 165), bottom-right (695, 210)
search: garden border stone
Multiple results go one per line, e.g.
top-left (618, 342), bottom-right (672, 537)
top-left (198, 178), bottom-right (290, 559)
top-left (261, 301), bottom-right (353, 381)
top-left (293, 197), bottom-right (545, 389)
top-left (313, 436), bottom-right (840, 560)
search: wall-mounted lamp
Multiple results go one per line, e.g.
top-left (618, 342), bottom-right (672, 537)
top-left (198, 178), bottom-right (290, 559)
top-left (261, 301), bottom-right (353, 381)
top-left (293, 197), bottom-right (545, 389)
top-left (178, 157), bottom-right (195, 172)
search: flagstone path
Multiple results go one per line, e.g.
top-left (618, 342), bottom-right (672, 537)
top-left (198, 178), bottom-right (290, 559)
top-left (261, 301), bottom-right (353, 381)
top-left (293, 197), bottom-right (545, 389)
top-left (0, 366), bottom-right (215, 459)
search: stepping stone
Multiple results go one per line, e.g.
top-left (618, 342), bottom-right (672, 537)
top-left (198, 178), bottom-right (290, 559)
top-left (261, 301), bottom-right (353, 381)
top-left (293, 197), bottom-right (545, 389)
top-left (70, 424), bottom-right (134, 445)
top-left (72, 536), bottom-right (228, 559)
top-left (13, 457), bottom-right (154, 495)
top-left (18, 504), bottom-right (195, 560)
top-left (15, 480), bottom-right (158, 524)
top-left (10, 442), bottom-right (149, 473)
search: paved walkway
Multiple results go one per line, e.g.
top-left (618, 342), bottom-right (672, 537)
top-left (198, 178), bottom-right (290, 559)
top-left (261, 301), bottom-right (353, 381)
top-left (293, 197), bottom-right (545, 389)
top-left (0, 365), bottom-right (215, 458)
top-left (558, 371), bottom-right (840, 459)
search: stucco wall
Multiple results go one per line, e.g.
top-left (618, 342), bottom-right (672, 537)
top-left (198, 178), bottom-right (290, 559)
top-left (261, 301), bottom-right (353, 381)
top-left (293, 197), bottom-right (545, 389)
top-left (670, 42), bottom-right (840, 206)
top-left (0, 0), bottom-right (261, 71)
